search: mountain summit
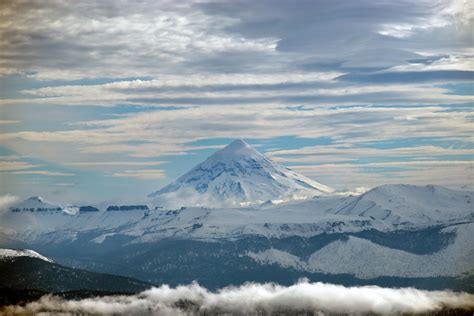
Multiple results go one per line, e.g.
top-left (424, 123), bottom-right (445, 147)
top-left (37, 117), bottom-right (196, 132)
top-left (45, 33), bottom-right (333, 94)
top-left (149, 139), bottom-right (334, 208)
top-left (10, 196), bottom-right (63, 212)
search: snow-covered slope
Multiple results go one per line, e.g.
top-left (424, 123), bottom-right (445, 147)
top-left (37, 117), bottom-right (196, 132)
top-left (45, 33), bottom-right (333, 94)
top-left (247, 222), bottom-right (474, 278)
top-left (0, 250), bottom-right (152, 293)
top-left (9, 196), bottom-right (63, 212)
top-left (0, 248), bottom-right (52, 262)
top-left (2, 185), bottom-right (472, 245)
top-left (268, 184), bottom-right (474, 228)
top-left (331, 184), bottom-right (474, 227)
top-left (149, 139), bottom-right (334, 208)
top-left (1, 184), bottom-right (473, 282)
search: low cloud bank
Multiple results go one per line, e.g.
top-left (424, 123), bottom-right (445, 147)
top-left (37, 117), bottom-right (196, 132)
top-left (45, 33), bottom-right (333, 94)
top-left (0, 194), bottom-right (20, 239)
top-left (2, 280), bottom-right (474, 315)
top-left (0, 194), bottom-right (18, 214)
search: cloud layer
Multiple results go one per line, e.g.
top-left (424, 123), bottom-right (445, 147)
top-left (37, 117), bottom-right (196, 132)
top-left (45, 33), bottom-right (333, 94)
top-left (0, 0), bottom-right (472, 201)
top-left (2, 281), bottom-right (474, 315)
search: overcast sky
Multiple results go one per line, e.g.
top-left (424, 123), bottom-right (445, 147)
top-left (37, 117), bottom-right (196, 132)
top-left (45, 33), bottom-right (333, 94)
top-left (0, 0), bottom-right (472, 203)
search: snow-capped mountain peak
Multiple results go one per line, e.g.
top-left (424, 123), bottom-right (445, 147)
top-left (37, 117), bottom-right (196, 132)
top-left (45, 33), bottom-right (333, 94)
top-left (149, 139), bottom-right (334, 208)
top-left (0, 248), bottom-right (53, 262)
top-left (27, 196), bottom-right (44, 203)
top-left (10, 196), bottom-right (63, 212)
top-left (213, 139), bottom-right (257, 157)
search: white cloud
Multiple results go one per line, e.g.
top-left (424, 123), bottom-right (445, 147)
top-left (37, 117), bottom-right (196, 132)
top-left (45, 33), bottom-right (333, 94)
top-left (0, 161), bottom-right (38, 171)
top-left (3, 281), bottom-right (474, 315)
top-left (0, 120), bottom-right (19, 125)
top-left (0, 155), bottom-right (22, 160)
top-left (0, 0), bottom-right (472, 198)
top-left (52, 182), bottom-right (76, 186)
top-left (0, 102), bottom-right (471, 190)
top-left (112, 169), bottom-right (166, 180)
top-left (0, 194), bottom-right (19, 227)
top-left (1, 0), bottom-right (472, 81)
top-left (364, 160), bottom-right (473, 167)
top-left (386, 54), bottom-right (474, 72)
top-left (49, 107), bottom-right (474, 145)
top-left (291, 162), bottom-right (473, 189)
top-left (66, 161), bottom-right (164, 167)
top-left (378, 0), bottom-right (472, 38)
top-left (0, 1), bottom-right (278, 80)
top-left (267, 145), bottom-right (474, 164)
top-left (21, 72), bottom-right (342, 98)
top-left (1, 104), bottom-right (472, 160)
top-left (3, 79), bottom-right (471, 108)
top-left (0, 194), bottom-right (19, 213)
top-left (378, 19), bottom-right (447, 39)
top-left (0, 170), bottom-right (74, 177)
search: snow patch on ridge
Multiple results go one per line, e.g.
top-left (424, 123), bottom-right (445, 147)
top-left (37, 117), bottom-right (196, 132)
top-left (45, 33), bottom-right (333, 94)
top-left (246, 223), bottom-right (474, 278)
top-left (246, 248), bottom-right (306, 270)
top-left (9, 196), bottom-right (64, 212)
top-left (0, 248), bottom-right (53, 262)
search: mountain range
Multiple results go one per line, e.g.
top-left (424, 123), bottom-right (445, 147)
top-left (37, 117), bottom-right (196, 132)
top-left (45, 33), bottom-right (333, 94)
top-left (1, 139), bottom-right (473, 293)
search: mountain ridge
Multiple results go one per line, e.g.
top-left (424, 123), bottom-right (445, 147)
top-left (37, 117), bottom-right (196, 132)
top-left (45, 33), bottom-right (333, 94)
top-left (5, 184), bottom-right (473, 243)
top-left (2, 184), bottom-right (473, 289)
top-left (0, 248), bottom-right (152, 294)
top-left (9, 196), bottom-right (63, 212)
